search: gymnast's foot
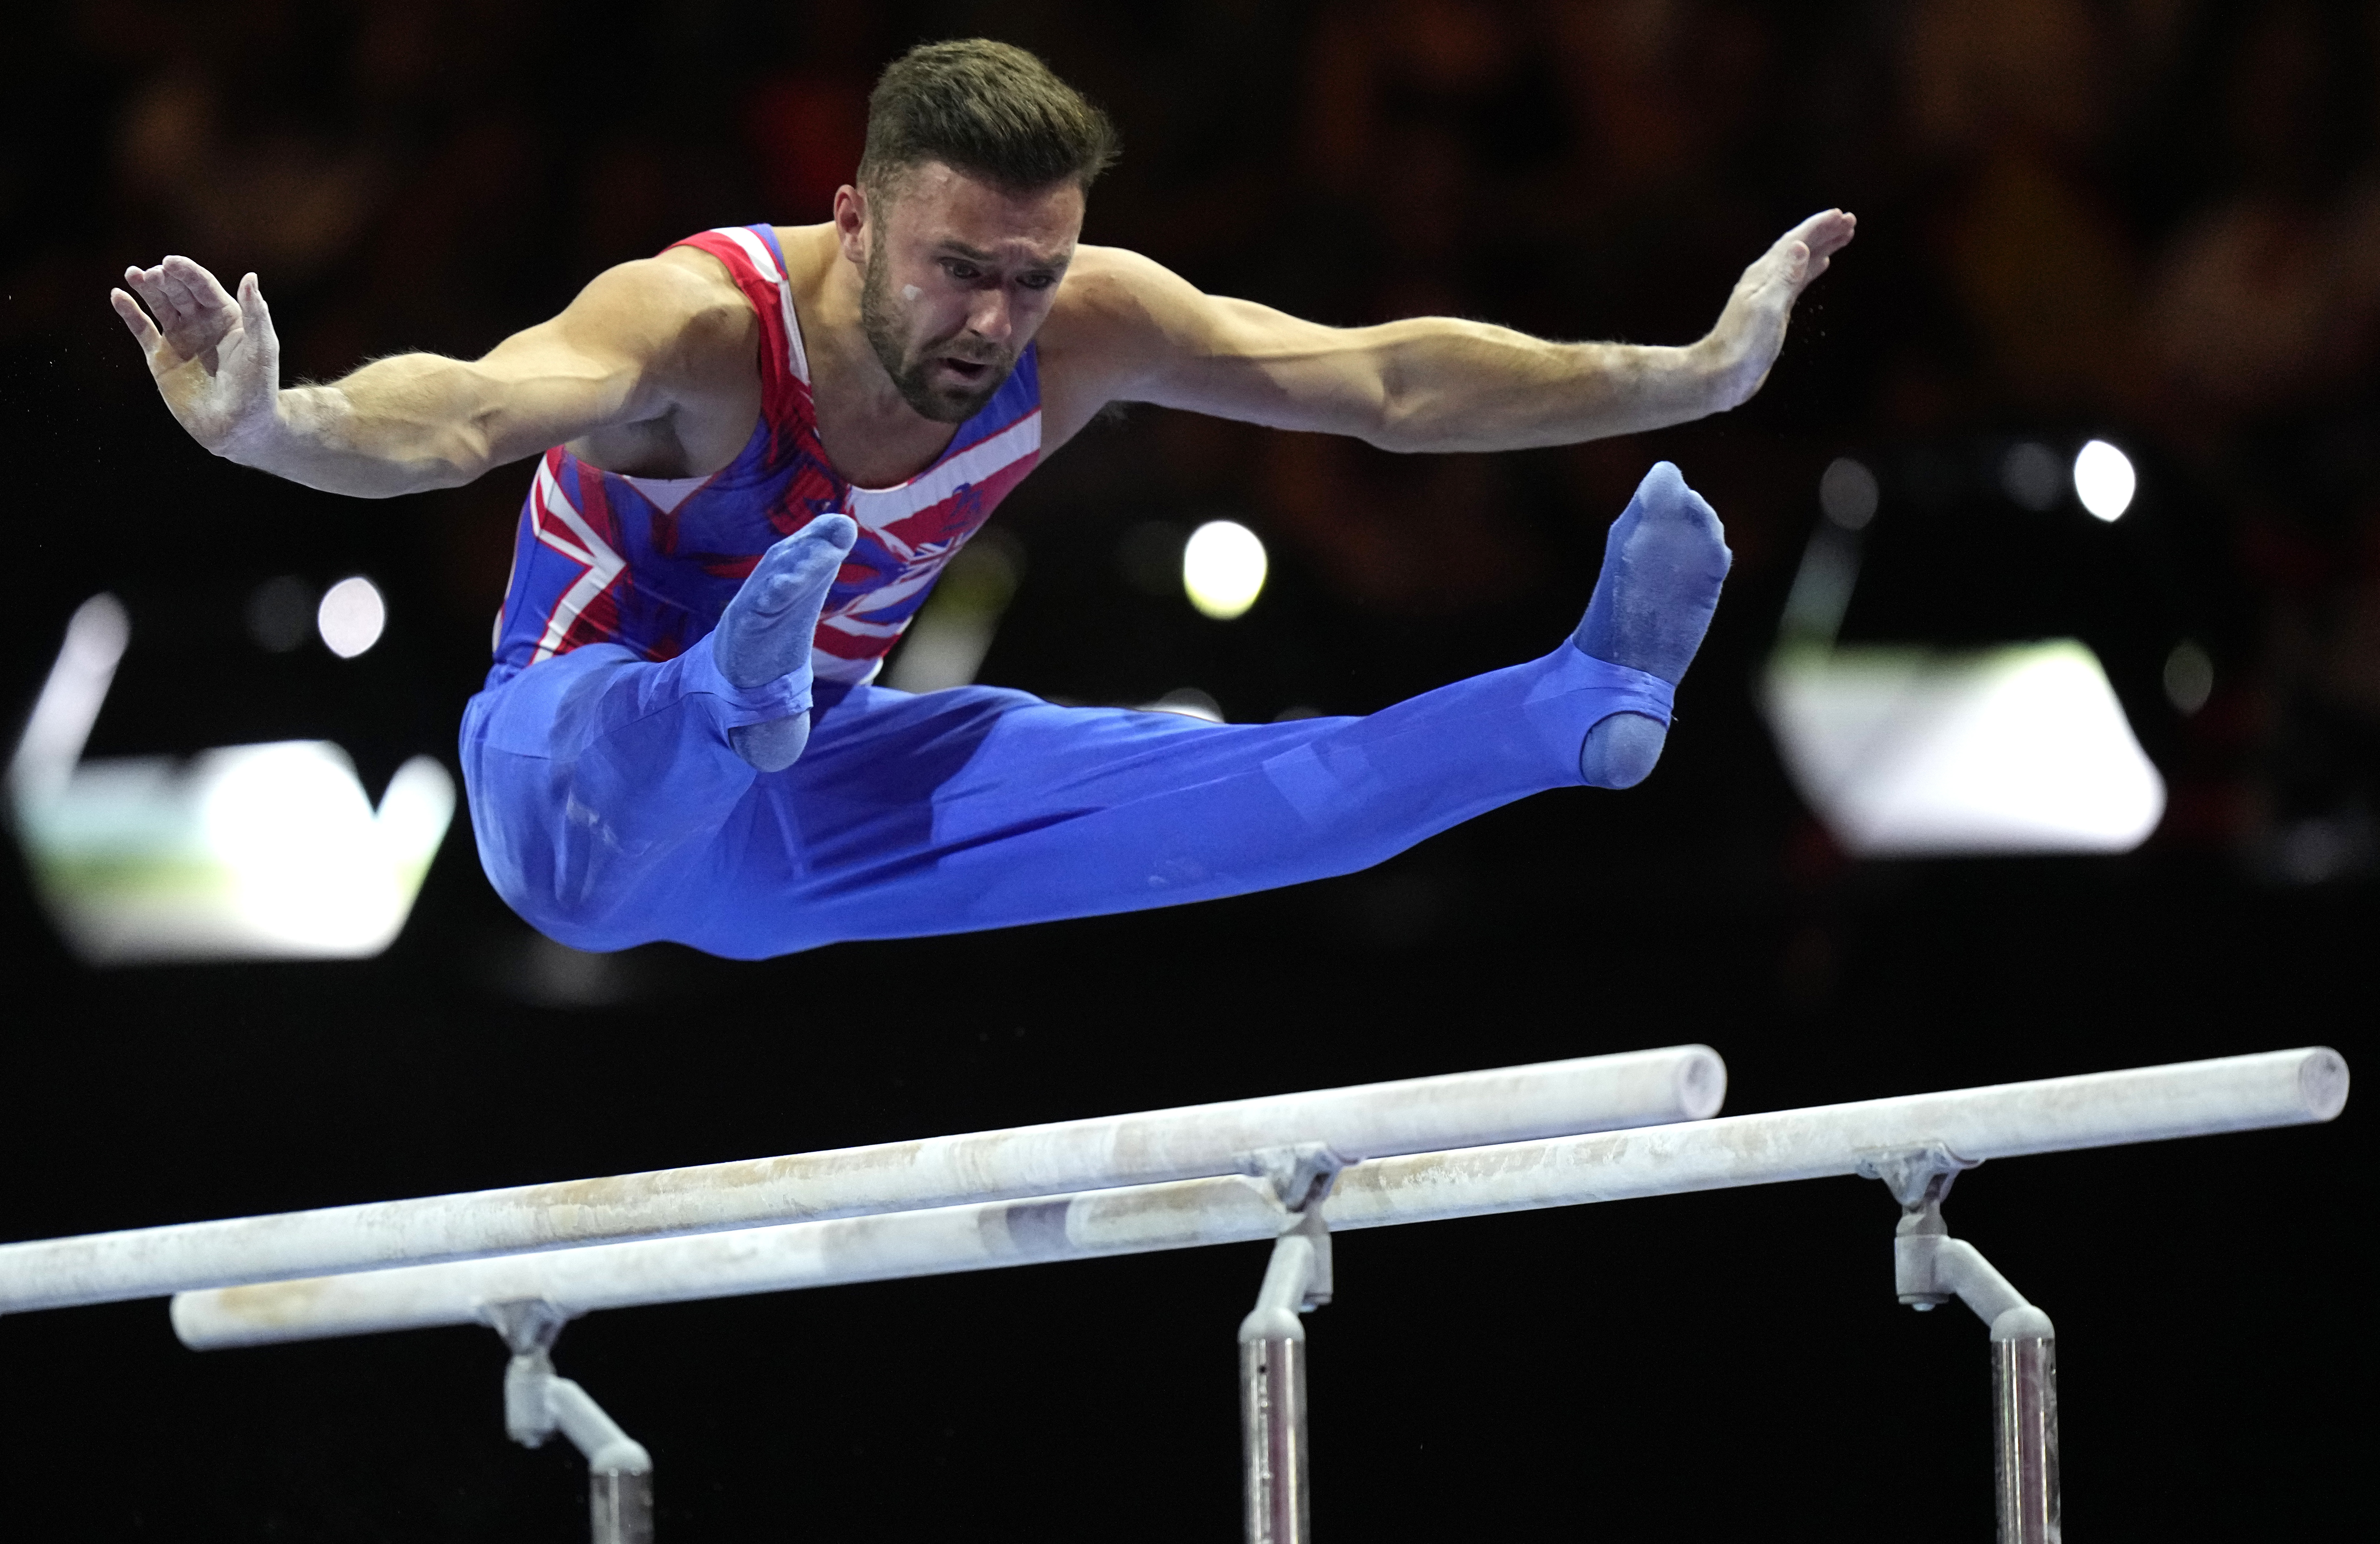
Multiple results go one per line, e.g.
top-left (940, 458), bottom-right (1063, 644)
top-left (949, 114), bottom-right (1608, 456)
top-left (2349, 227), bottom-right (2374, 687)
top-left (1572, 462), bottom-right (1732, 789)
top-left (717, 514), bottom-right (858, 772)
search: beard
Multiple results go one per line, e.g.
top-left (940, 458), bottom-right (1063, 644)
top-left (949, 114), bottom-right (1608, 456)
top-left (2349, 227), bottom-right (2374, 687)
top-left (860, 242), bottom-right (1017, 424)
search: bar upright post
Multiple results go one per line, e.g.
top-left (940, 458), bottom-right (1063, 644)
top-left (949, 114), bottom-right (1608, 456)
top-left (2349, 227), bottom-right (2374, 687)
top-left (1239, 1226), bottom-right (1318, 1544)
top-left (488, 1300), bottom-right (655, 1544)
top-left (1865, 1149), bottom-right (2060, 1544)
top-left (1992, 1308), bottom-right (2059, 1544)
top-left (1239, 1147), bottom-right (1337, 1544)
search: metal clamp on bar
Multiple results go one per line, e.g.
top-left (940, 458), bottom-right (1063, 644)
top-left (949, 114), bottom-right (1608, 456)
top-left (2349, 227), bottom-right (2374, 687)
top-left (487, 1300), bottom-right (654, 1544)
top-left (1239, 1144), bottom-right (1341, 1544)
top-left (1249, 1143), bottom-right (1340, 1306)
top-left (1862, 1149), bottom-right (2058, 1544)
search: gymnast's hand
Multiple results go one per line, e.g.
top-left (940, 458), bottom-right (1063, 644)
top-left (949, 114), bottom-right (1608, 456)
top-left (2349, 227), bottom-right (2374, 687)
top-left (110, 256), bottom-right (283, 462)
top-left (1701, 209), bottom-right (1856, 412)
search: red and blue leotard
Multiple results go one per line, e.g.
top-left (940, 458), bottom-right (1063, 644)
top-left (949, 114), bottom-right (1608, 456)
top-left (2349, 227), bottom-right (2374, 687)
top-left (488, 223), bottom-right (1044, 690)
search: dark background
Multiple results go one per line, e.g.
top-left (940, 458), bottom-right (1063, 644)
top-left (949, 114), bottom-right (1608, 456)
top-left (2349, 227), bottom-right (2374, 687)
top-left (2, 1), bottom-right (2372, 1539)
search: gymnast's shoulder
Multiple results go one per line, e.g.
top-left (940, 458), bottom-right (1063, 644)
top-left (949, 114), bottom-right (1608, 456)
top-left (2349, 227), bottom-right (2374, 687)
top-left (1044, 244), bottom-right (1216, 337)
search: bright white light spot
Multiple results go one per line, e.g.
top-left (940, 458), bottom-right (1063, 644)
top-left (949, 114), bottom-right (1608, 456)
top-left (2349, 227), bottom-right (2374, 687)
top-left (1763, 639), bottom-right (2165, 855)
top-left (318, 576), bottom-right (387, 657)
top-left (2072, 440), bottom-right (2136, 522)
top-left (1818, 457), bottom-right (1879, 529)
top-left (1182, 520), bottom-right (1268, 620)
top-left (2163, 641), bottom-right (2214, 715)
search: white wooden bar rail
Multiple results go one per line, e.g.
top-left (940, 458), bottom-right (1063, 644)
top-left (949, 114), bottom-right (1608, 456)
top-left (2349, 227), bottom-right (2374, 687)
top-left (0, 1045), bottom-right (1724, 1315)
top-left (173, 1047), bottom-right (2346, 1349)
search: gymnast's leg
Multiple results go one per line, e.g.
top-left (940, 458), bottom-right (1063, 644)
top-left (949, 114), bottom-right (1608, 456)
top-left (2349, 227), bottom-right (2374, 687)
top-left (656, 462), bottom-right (1732, 958)
top-left (459, 515), bottom-right (856, 950)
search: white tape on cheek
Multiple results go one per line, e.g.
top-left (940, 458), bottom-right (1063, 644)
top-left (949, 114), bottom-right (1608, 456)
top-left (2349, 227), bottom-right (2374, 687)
top-left (901, 285), bottom-right (922, 302)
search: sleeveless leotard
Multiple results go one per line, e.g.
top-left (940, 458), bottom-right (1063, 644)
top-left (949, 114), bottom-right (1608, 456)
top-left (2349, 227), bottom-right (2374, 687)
top-left (487, 223), bottom-right (1043, 690)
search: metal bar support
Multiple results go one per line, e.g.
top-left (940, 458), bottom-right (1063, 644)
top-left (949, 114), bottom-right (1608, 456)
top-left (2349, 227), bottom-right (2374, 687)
top-left (1867, 1151), bottom-right (2060, 1544)
top-left (1991, 1310), bottom-right (2058, 1544)
top-left (1239, 1146), bottom-right (1337, 1544)
top-left (488, 1300), bottom-right (655, 1544)
top-left (1239, 1216), bottom-right (1323, 1544)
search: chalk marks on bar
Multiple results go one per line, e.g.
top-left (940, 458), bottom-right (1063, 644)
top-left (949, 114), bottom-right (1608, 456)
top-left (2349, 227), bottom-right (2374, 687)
top-left (172, 1048), bottom-right (2346, 1350)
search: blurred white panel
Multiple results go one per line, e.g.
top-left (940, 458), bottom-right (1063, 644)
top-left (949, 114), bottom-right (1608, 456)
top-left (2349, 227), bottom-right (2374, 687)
top-left (18, 745), bottom-right (453, 963)
top-left (11, 595), bottom-right (453, 963)
top-left (1763, 640), bottom-right (2165, 855)
top-left (10, 594), bottom-right (129, 805)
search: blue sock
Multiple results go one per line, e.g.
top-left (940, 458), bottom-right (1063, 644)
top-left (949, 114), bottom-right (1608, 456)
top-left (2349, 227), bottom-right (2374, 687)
top-left (1572, 462), bottom-right (1732, 788)
top-left (717, 514), bottom-right (858, 772)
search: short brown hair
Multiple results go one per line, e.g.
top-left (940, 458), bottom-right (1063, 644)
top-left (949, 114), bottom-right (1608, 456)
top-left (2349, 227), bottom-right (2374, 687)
top-left (857, 39), bottom-right (1120, 199)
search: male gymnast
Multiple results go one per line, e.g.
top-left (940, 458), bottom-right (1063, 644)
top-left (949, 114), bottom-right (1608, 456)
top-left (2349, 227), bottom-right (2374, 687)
top-left (111, 39), bottom-right (1853, 959)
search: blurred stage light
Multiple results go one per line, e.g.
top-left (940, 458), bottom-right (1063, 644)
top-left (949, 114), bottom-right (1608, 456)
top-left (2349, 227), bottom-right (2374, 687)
top-left (1117, 520), bottom-right (1188, 597)
top-left (1818, 457), bottom-right (1879, 529)
top-left (2163, 640), bottom-right (2214, 714)
top-left (2072, 440), bottom-right (2136, 521)
top-left (245, 576), bottom-right (316, 652)
top-left (1763, 639), bottom-right (2165, 855)
top-left (12, 594), bottom-right (127, 807)
top-left (2000, 442), bottom-right (2064, 511)
top-left (883, 535), bottom-right (1021, 693)
top-left (1183, 520), bottom-right (1267, 619)
top-left (1144, 688), bottom-right (1224, 722)
top-left (10, 594), bottom-right (453, 963)
top-left (317, 576), bottom-right (386, 657)
top-left (2271, 815), bottom-right (2372, 885)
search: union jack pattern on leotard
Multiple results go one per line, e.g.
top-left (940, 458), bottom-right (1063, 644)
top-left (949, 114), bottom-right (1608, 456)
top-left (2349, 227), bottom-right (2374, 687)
top-left (487, 223), bottom-right (1043, 688)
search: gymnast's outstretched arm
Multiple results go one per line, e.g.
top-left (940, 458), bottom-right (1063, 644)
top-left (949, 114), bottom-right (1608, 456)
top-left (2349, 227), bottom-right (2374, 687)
top-left (1036, 210), bottom-right (1854, 453)
top-left (108, 252), bottom-right (755, 499)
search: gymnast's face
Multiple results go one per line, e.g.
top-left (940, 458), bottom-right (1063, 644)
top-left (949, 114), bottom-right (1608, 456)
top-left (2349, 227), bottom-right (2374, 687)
top-left (839, 163), bottom-right (1081, 423)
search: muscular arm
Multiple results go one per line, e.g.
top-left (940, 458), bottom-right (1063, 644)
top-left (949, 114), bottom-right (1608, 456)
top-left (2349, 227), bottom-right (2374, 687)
top-left (1042, 211), bottom-right (1853, 454)
top-left (110, 252), bottom-right (752, 498)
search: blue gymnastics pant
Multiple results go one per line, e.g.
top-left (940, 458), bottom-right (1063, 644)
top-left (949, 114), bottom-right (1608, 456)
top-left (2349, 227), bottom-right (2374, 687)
top-left (460, 633), bottom-right (1674, 959)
